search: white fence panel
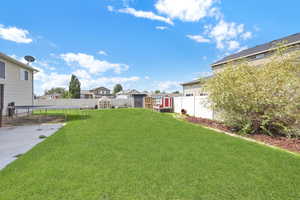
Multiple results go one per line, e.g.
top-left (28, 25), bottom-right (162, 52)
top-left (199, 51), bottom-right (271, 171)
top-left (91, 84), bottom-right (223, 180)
top-left (34, 99), bottom-right (99, 108)
top-left (173, 96), bottom-right (214, 120)
top-left (111, 98), bottom-right (132, 107)
top-left (34, 98), bottom-right (133, 108)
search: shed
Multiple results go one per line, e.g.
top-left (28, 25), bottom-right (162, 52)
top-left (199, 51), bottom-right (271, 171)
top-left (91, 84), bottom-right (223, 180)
top-left (98, 97), bottom-right (112, 109)
top-left (131, 93), bottom-right (147, 108)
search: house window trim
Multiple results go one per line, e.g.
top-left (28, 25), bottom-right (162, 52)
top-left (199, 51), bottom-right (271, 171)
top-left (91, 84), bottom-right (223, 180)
top-left (0, 61), bottom-right (6, 80)
top-left (20, 69), bottom-right (30, 81)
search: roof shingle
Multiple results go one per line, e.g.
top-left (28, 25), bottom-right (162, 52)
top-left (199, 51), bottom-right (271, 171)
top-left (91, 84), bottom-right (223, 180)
top-left (212, 32), bottom-right (300, 66)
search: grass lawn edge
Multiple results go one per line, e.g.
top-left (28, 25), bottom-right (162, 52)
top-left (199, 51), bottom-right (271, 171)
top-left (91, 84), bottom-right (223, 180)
top-left (171, 113), bottom-right (300, 157)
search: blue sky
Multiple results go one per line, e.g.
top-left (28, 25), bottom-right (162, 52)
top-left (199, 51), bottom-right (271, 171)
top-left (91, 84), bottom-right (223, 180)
top-left (0, 0), bottom-right (299, 95)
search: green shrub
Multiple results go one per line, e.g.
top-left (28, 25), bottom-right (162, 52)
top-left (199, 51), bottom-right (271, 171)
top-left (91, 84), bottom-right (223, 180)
top-left (205, 48), bottom-right (300, 137)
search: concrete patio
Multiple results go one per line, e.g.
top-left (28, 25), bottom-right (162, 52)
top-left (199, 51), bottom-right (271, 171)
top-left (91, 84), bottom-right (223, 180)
top-left (0, 123), bottom-right (64, 170)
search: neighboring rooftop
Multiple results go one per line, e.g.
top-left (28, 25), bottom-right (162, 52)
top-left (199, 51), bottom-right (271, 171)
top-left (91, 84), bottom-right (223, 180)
top-left (117, 89), bottom-right (141, 95)
top-left (0, 52), bottom-right (39, 72)
top-left (90, 87), bottom-right (110, 91)
top-left (212, 32), bottom-right (300, 67)
top-left (181, 76), bottom-right (213, 86)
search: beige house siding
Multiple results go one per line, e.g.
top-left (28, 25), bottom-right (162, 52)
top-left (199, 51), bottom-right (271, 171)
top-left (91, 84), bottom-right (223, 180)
top-left (0, 58), bottom-right (34, 115)
top-left (183, 84), bottom-right (206, 96)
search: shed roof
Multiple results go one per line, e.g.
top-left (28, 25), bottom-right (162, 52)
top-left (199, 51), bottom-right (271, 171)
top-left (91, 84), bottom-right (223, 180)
top-left (212, 32), bottom-right (300, 67)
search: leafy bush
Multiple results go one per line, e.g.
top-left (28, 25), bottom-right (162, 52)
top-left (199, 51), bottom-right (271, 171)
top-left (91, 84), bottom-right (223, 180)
top-left (205, 48), bottom-right (300, 137)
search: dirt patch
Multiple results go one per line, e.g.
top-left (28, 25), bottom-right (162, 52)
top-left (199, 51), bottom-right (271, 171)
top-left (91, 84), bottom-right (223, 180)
top-left (248, 134), bottom-right (300, 154)
top-left (2, 115), bottom-right (65, 127)
top-left (186, 116), bottom-right (300, 154)
top-left (187, 116), bottom-right (232, 133)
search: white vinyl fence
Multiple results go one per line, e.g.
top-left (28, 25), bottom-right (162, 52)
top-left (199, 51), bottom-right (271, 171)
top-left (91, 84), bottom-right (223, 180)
top-left (34, 98), bottom-right (132, 108)
top-left (34, 99), bottom-right (99, 108)
top-left (174, 96), bottom-right (214, 120)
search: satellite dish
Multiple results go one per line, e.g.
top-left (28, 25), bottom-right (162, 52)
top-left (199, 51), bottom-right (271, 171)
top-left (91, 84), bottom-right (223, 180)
top-left (24, 55), bottom-right (35, 65)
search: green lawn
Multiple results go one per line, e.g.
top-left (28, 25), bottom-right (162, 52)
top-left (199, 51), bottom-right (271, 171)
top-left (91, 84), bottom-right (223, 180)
top-left (0, 109), bottom-right (299, 200)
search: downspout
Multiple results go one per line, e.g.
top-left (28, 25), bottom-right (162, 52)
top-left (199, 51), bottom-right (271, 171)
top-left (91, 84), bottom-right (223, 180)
top-left (32, 71), bottom-right (34, 106)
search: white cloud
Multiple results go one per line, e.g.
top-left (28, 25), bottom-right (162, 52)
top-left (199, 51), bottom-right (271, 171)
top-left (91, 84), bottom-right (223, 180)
top-left (107, 5), bottom-right (114, 12)
top-left (60, 53), bottom-right (129, 74)
top-left (0, 24), bottom-right (32, 43)
top-left (155, 0), bottom-right (218, 22)
top-left (155, 26), bottom-right (168, 30)
top-left (241, 31), bottom-right (252, 40)
top-left (35, 70), bottom-right (70, 93)
top-left (227, 40), bottom-right (240, 51)
top-left (118, 7), bottom-right (174, 25)
top-left (98, 50), bottom-right (108, 56)
top-left (9, 54), bottom-right (27, 64)
top-left (35, 67), bottom-right (140, 94)
top-left (187, 34), bottom-right (210, 43)
top-left (205, 19), bottom-right (252, 51)
top-left (80, 76), bottom-right (140, 90)
top-left (157, 81), bottom-right (180, 92)
top-left (73, 69), bottom-right (91, 80)
top-left (145, 76), bottom-right (150, 80)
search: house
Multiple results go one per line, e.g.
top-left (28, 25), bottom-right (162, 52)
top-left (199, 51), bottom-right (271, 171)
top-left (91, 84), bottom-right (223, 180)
top-left (181, 33), bottom-right (300, 96)
top-left (90, 87), bottom-right (111, 98)
top-left (181, 77), bottom-right (211, 97)
top-left (0, 53), bottom-right (38, 115)
top-left (212, 32), bottom-right (300, 73)
top-left (80, 90), bottom-right (94, 99)
top-left (80, 87), bottom-right (112, 99)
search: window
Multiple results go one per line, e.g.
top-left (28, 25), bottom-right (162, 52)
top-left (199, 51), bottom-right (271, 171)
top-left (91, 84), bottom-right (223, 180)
top-left (24, 71), bottom-right (29, 80)
top-left (20, 69), bottom-right (29, 80)
top-left (0, 61), bottom-right (5, 79)
top-left (255, 54), bottom-right (265, 59)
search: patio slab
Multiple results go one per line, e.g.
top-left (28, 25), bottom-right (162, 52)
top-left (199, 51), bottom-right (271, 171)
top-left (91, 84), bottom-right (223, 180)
top-left (0, 123), bottom-right (64, 170)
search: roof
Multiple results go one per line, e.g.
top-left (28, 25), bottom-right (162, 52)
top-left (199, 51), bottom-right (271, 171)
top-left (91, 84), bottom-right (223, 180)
top-left (212, 32), bottom-right (300, 67)
top-left (0, 52), bottom-right (39, 72)
top-left (149, 93), bottom-right (182, 97)
top-left (117, 89), bottom-right (142, 95)
top-left (181, 79), bottom-right (202, 86)
top-left (90, 87), bottom-right (110, 91)
top-left (181, 76), bottom-right (213, 86)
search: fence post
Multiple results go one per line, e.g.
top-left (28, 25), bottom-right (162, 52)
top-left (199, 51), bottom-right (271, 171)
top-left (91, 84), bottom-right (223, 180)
top-left (194, 96), bottom-right (196, 117)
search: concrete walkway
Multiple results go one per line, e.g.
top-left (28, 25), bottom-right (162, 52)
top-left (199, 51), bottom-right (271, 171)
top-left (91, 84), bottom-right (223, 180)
top-left (0, 123), bottom-right (64, 170)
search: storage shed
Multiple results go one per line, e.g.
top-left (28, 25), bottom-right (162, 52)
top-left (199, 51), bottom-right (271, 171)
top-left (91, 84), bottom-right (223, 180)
top-left (153, 96), bottom-right (173, 112)
top-left (116, 90), bottom-right (147, 108)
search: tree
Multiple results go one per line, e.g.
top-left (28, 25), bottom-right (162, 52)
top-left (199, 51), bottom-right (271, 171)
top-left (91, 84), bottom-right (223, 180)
top-left (69, 75), bottom-right (81, 99)
top-left (172, 91), bottom-right (180, 94)
top-left (154, 90), bottom-right (161, 94)
top-left (44, 87), bottom-right (70, 99)
top-left (44, 87), bottom-right (66, 95)
top-left (113, 84), bottom-right (123, 94)
top-left (205, 47), bottom-right (300, 137)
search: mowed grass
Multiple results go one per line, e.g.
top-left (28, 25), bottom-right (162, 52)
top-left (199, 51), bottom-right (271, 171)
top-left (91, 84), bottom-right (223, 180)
top-left (0, 109), bottom-right (299, 200)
